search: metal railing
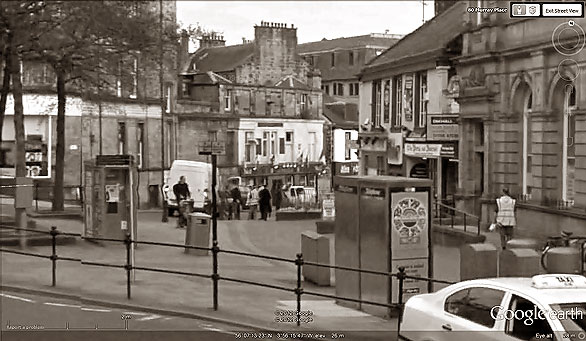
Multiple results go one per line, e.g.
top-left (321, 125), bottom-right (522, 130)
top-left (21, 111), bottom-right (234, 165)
top-left (433, 201), bottom-right (481, 235)
top-left (0, 224), bottom-right (455, 334)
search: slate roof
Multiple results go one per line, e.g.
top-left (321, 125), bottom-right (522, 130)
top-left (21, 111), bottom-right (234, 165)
top-left (187, 43), bottom-right (255, 73)
top-left (298, 34), bottom-right (402, 54)
top-left (188, 71), bottom-right (233, 85)
top-left (362, 1), bottom-right (466, 74)
top-left (323, 102), bottom-right (359, 129)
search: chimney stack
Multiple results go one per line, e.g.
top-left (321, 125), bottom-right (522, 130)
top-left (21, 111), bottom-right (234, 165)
top-left (198, 32), bottom-right (226, 49)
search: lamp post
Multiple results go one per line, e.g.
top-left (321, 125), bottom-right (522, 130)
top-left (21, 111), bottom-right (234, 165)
top-left (159, 0), bottom-right (168, 222)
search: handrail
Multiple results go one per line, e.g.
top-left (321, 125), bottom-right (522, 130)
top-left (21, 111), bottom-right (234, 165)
top-left (434, 201), bottom-right (479, 220)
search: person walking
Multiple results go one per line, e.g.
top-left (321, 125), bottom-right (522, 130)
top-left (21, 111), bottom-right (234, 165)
top-left (258, 185), bottom-right (272, 221)
top-left (272, 183), bottom-right (283, 211)
top-left (173, 176), bottom-right (191, 228)
top-left (247, 185), bottom-right (259, 220)
top-left (230, 185), bottom-right (242, 220)
top-left (495, 188), bottom-right (517, 250)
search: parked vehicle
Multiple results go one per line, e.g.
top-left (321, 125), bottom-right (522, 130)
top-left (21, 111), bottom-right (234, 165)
top-left (399, 274), bottom-right (586, 341)
top-left (282, 185), bottom-right (317, 208)
top-left (162, 160), bottom-right (216, 216)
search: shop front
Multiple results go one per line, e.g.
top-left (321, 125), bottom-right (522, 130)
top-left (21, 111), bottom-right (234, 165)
top-left (404, 142), bottom-right (459, 205)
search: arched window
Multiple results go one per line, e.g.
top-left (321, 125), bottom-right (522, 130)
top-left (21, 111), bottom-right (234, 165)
top-left (563, 85), bottom-right (576, 206)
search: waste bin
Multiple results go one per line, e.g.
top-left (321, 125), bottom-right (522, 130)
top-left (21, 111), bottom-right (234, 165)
top-left (148, 185), bottom-right (159, 209)
top-left (185, 213), bottom-right (211, 256)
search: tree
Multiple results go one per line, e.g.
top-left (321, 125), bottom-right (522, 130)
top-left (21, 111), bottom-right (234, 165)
top-left (30, 1), bottom-right (178, 211)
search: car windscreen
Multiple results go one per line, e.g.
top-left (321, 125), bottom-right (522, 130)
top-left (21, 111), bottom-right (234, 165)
top-left (550, 303), bottom-right (585, 335)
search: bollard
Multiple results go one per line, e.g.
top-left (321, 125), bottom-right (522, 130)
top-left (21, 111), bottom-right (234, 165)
top-left (212, 240), bottom-right (219, 310)
top-left (396, 266), bottom-right (406, 339)
top-left (50, 226), bottom-right (58, 287)
top-left (125, 233), bottom-right (132, 299)
top-left (295, 253), bottom-right (304, 327)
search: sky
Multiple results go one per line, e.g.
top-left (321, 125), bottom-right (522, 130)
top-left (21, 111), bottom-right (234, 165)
top-left (176, 1), bottom-right (436, 48)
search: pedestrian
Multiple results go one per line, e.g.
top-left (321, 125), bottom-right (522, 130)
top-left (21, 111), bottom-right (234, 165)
top-left (494, 188), bottom-right (517, 250)
top-left (258, 185), bottom-right (272, 221)
top-left (173, 176), bottom-right (191, 228)
top-left (224, 185), bottom-right (234, 220)
top-left (272, 183), bottom-right (282, 211)
top-left (247, 185), bottom-right (259, 220)
top-left (230, 185), bottom-right (242, 220)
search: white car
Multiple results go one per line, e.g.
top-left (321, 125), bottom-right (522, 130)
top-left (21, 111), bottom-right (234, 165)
top-left (400, 274), bottom-right (586, 341)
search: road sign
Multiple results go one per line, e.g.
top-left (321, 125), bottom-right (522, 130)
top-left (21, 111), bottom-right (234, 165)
top-left (199, 141), bottom-right (226, 155)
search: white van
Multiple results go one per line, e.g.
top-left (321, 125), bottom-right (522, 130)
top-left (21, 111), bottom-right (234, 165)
top-left (162, 160), bottom-right (214, 215)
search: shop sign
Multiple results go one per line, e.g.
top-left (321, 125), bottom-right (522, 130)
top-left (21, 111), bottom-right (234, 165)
top-left (440, 143), bottom-right (458, 159)
top-left (404, 143), bottom-right (441, 158)
top-left (335, 184), bottom-right (357, 194)
top-left (336, 162), bottom-right (359, 175)
top-left (361, 187), bottom-right (385, 199)
top-left (427, 115), bottom-right (459, 141)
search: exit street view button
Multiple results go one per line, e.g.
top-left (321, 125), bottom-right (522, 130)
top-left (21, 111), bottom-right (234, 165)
top-left (542, 3), bottom-right (584, 17)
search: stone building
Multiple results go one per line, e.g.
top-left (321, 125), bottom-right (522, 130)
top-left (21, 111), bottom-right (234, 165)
top-left (298, 34), bottom-right (402, 105)
top-left (453, 1), bottom-right (586, 236)
top-left (0, 1), bottom-right (178, 208)
top-left (356, 1), bottom-right (465, 203)
top-left (176, 22), bottom-right (325, 190)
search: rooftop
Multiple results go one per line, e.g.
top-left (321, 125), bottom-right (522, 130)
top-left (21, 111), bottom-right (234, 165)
top-left (298, 33), bottom-right (403, 54)
top-left (187, 43), bottom-right (255, 74)
top-left (362, 1), bottom-right (466, 74)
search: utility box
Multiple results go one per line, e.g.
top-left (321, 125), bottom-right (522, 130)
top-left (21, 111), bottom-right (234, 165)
top-left (499, 249), bottom-right (540, 277)
top-left (460, 243), bottom-right (498, 280)
top-left (14, 177), bottom-right (34, 209)
top-left (83, 155), bottom-right (138, 241)
top-left (185, 213), bottom-right (211, 256)
top-left (301, 231), bottom-right (331, 286)
top-left (334, 175), bottom-right (433, 317)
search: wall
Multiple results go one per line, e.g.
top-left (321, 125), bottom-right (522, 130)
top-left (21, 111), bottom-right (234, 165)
top-left (236, 118), bottom-right (324, 166)
top-left (332, 128), bottom-right (358, 162)
top-left (253, 24), bottom-right (302, 86)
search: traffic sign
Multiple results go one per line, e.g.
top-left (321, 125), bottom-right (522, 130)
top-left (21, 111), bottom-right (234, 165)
top-left (199, 141), bottom-right (226, 155)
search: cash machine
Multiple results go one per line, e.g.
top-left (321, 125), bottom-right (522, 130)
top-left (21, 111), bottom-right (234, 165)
top-left (84, 155), bottom-right (138, 241)
top-left (333, 175), bottom-right (433, 317)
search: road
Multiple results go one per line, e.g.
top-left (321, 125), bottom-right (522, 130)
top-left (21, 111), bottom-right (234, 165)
top-left (0, 291), bottom-right (242, 341)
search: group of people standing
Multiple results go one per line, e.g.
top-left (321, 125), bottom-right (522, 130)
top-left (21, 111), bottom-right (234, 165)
top-left (246, 185), bottom-right (272, 221)
top-left (219, 184), bottom-right (279, 221)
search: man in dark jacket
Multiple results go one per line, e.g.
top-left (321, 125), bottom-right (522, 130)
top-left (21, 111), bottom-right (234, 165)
top-left (230, 186), bottom-right (242, 220)
top-left (258, 185), bottom-right (272, 221)
top-left (173, 176), bottom-right (190, 228)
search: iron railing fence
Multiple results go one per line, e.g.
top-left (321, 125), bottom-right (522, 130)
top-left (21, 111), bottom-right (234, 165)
top-left (433, 201), bottom-right (481, 235)
top-left (0, 224), bottom-right (455, 334)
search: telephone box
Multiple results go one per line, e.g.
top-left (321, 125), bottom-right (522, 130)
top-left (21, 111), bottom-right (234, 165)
top-left (84, 155), bottom-right (138, 241)
top-left (333, 175), bottom-right (433, 317)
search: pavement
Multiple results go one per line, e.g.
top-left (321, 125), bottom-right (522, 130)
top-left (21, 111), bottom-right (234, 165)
top-left (0, 199), bottom-right (511, 340)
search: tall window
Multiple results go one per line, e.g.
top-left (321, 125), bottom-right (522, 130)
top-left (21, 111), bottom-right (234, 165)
top-left (325, 85), bottom-right (329, 95)
top-left (348, 51), bottom-right (354, 66)
top-left (309, 132), bottom-right (317, 161)
top-left (224, 90), bottom-right (231, 111)
top-left (372, 80), bottom-right (382, 126)
top-left (345, 132), bottom-right (352, 160)
top-left (522, 92), bottom-right (533, 197)
top-left (165, 84), bottom-right (171, 113)
top-left (300, 94), bottom-right (308, 114)
top-left (354, 83), bottom-right (359, 96)
top-left (130, 57), bottom-right (138, 99)
top-left (245, 132), bottom-right (254, 162)
top-left (393, 76), bottom-right (403, 127)
top-left (262, 132), bottom-right (268, 157)
top-left (331, 53), bottom-right (335, 67)
top-left (384, 80), bottom-right (391, 124)
top-left (418, 73), bottom-right (428, 128)
top-left (563, 85), bottom-right (576, 205)
top-left (116, 61), bottom-right (122, 97)
top-left (286, 131), bottom-right (294, 161)
top-left (117, 122), bottom-right (126, 155)
top-left (337, 83), bottom-right (344, 96)
top-left (137, 122), bottom-right (145, 168)
top-left (376, 156), bottom-right (385, 175)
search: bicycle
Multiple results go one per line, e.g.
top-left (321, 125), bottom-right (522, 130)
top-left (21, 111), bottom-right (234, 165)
top-left (541, 231), bottom-right (586, 274)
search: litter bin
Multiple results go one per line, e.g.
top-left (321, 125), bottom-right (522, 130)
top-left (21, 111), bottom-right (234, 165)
top-left (185, 213), bottom-right (211, 256)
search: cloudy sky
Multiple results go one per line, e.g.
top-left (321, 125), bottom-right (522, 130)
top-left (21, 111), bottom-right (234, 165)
top-left (177, 1), bottom-right (435, 48)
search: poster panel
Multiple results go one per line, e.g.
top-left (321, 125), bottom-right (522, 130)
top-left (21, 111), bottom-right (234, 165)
top-left (390, 191), bottom-right (429, 259)
top-left (390, 258), bottom-right (429, 304)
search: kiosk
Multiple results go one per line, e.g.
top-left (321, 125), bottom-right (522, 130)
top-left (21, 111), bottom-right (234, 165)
top-left (333, 175), bottom-right (433, 317)
top-left (84, 155), bottom-right (138, 241)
